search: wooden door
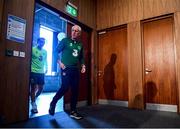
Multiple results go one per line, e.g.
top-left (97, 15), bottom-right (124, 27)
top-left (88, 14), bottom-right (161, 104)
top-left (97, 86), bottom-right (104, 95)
top-left (142, 16), bottom-right (177, 106)
top-left (98, 26), bottom-right (128, 101)
top-left (64, 22), bottom-right (91, 107)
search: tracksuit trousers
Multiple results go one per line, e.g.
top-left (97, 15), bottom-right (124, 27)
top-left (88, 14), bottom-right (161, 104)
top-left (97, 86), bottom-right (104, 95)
top-left (50, 67), bottom-right (79, 111)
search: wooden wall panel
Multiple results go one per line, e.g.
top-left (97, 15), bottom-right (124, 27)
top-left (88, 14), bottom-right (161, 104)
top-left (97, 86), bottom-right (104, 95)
top-left (112, 0), bottom-right (129, 27)
top-left (90, 30), bottom-right (98, 104)
top-left (41, 0), bottom-right (96, 29)
top-left (97, 0), bottom-right (180, 30)
top-left (127, 0), bottom-right (143, 23)
top-left (128, 21), bottom-right (144, 109)
top-left (41, 0), bottom-right (67, 11)
top-left (143, 0), bottom-right (180, 19)
top-left (0, 0), bottom-right (34, 124)
top-left (0, 0), bottom-right (4, 33)
top-left (0, 0), bottom-right (5, 123)
top-left (78, 0), bottom-right (96, 29)
top-left (96, 0), bottom-right (110, 29)
top-left (97, 0), bottom-right (143, 30)
top-left (174, 12), bottom-right (180, 112)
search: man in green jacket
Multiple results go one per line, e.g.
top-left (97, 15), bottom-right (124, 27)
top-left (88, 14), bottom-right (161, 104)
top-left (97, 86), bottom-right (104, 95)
top-left (49, 25), bottom-right (86, 120)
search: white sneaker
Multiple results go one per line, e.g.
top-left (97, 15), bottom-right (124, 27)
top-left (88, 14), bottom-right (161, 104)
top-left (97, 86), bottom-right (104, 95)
top-left (31, 102), bottom-right (38, 113)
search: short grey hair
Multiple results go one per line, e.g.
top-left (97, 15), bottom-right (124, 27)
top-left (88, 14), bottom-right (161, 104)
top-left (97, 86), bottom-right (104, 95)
top-left (72, 25), bottom-right (81, 32)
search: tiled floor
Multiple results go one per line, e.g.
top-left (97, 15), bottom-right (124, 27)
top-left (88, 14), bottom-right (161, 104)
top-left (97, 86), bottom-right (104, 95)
top-left (29, 92), bottom-right (63, 118)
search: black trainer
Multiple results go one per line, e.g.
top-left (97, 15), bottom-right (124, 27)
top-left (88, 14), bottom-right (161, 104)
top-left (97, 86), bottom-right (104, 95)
top-left (70, 111), bottom-right (83, 120)
top-left (49, 105), bottom-right (55, 116)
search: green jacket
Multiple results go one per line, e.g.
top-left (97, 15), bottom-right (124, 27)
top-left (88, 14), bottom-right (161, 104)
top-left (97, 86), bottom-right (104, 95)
top-left (56, 37), bottom-right (85, 67)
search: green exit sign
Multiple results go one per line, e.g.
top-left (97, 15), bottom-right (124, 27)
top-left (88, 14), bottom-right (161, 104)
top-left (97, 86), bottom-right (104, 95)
top-left (66, 3), bottom-right (78, 17)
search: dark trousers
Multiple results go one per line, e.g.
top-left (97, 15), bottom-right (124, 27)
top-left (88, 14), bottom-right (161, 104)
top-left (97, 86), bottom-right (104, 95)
top-left (51, 67), bottom-right (79, 111)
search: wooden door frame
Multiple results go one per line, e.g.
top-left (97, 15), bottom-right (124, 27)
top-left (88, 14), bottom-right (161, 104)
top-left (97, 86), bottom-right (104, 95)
top-left (34, 0), bottom-right (94, 112)
top-left (141, 14), bottom-right (179, 112)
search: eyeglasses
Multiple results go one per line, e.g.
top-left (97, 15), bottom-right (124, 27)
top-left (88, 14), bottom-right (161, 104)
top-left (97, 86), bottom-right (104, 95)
top-left (72, 29), bottom-right (79, 32)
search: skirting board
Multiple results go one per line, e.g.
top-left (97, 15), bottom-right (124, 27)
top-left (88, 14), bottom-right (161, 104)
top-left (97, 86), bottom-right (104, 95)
top-left (146, 103), bottom-right (177, 112)
top-left (98, 99), bottom-right (177, 112)
top-left (98, 99), bottom-right (128, 107)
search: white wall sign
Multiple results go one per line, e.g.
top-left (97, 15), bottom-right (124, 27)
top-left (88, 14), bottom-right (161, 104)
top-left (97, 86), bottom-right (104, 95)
top-left (7, 14), bottom-right (26, 43)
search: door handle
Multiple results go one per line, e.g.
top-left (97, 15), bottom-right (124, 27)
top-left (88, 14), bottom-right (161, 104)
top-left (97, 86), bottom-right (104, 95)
top-left (145, 68), bottom-right (152, 74)
top-left (97, 70), bottom-right (103, 76)
top-left (145, 68), bottom-right (152, 72)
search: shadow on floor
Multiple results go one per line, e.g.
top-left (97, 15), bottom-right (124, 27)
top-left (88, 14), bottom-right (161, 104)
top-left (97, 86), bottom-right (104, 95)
top-left (3, 104), bottom-right (180, 128)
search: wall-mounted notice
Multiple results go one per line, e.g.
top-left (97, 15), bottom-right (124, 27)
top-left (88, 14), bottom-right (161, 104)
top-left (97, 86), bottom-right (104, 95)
top-left (7, 14), bottom-right (26, 43)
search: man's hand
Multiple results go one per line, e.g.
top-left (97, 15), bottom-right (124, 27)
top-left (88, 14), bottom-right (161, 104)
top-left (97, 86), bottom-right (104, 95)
top-left (60, 62), bottom-right (66, 69)
top-left (81, 64), bottom-right (86, 73)
top-left (58, 60), bottom-right (66, 69)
